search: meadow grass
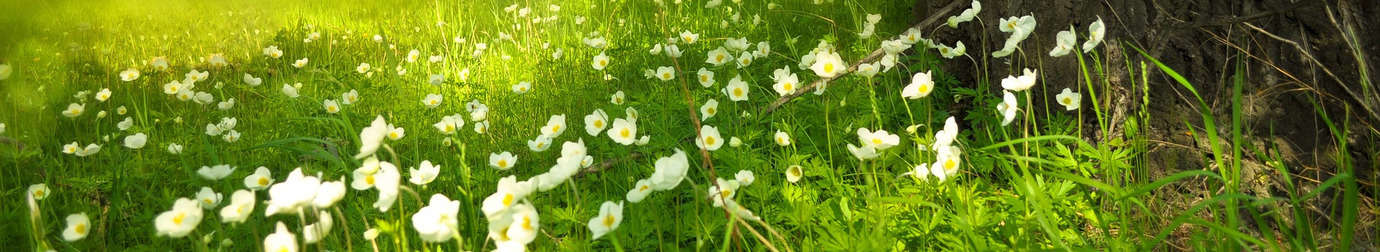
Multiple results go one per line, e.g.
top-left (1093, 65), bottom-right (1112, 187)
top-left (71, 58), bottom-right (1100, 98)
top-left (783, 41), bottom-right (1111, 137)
top-left (1, 0), bottom-right (1368, 251)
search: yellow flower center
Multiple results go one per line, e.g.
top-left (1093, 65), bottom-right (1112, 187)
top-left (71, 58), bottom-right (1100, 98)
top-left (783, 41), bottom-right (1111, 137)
top-left (389, 132), bottom-right (399, 138)
top-left (823, 63), bottom-right (835, 73)
top-left (75, 223), bottom-right (87, 234)
top-left (502, 193), bottom-right (514, 207)
top-left (258, 177), bottom-right (269, 186)
top-left (365, 174), bottom-right (376, 185)
top-left (662, 73), bottom-right (671, 79)
top-left (602, 215), bottom-right (615, 227)
top-left (599, 60), bottom-right (607, 66)
top-left (918, 84), bottom-right (930, 93)
top-left (619, 128), bottom-right (630, 138)
top-left (783, 82), bottom-right (794, 91)
top-left (733, 88), bottom-right (743, 97)
top-left (173, 212), bottom-right (186, 225)
top-left (594, 120), bottom-right (604, 128)
top-left (791, 168), bottom-right (802, 176)
top-left (707, 108), bottom-right (715, 114)
top-left (1062, 98), bottom-right (1072, 105)
top-left (639, 185), bottom-right (649, 191)
top-left (536, 142), bottom-right (544, 148)
top-left (521, 215), bottom-right (534, 230)
top-left (552, 125), bottom-right (561, 132)
top-left (498, 160), bottom-right (508, 168)
top-left (871, 138), bottom-right (882, 145)
top-left (34, 190), bottom-right (44, 198)
top-left (445, 124), bottom-right (455, 132)
top-left (204, 198), bottom-right (213, 205)
top-left (705, 136), bottom-right (716, 146)
top-left (720, 189), bottom-right (732, 198)
top-left (715, 55), bottom-right (724, 62)
top-left (944, 159), bottom-right (956, 170)
top-left (701, 75), bottom-right (709, 82)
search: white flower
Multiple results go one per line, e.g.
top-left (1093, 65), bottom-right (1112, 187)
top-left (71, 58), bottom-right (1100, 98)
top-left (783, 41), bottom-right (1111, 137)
top-left (665, 44), bottom-right (683, 58)
top-left (855, 62), bottom-right (880, 78)
top-left (62, 103), bottom-right (85, 118)
top-left (587, 201), bottom-right (624, 240)
top-left (706, 47), bottom-right (733, 66)
top-left (774, 131), bottom-right (792, 146)
top-left (154, 198), bottom-right (203, 238)
top-left (901, 70), bottom-right (935, 99)
top-left (626, 179), bottom-right (654, 203)
top-left (1000, 68), bottom-right (1038, 92)
top-left (111, 117), bottom-right (131, 130)
top-left (197, 165), bottom-right (236, 180)
top-left (433, 114), bottom-right (464, 135)
top-left (293, 58), bottom-right (309, 68)
top-left (412, 194), bottom-right (461, 242)
top-left (263, 222), bottom-right (297, 252)
top-left (933, 116), bottom-right (960, 151)
top-left (379, 125), bottom-right (403, 141)
top-left (736, 52), bottom-right (754, 68)
top-left (679, 30), bottom-right (699, 44)
top-left (409, 160), bottom-right (441, 185)
top-left (167, 143), bottom-right (183, 154)
top-left (930, 147), bottom-right (963, 182)
top-left (281, 83), bottom-right (300, 98)
top-left (655, 66), bottom-right (675, 81)
top-left (648, 148), bottom-right (691, 190)
top-left (217, 98), bottom-right (235, 110)
top-left (423, 94), bottom-right (443, 108)
top-left (196, 187), bottom-right (223, 209)
top-left (696, 68), bottom-right (716, 87)
top-left (591, 52), bottom-right (610, 70)
top-left (474, 120), bottom-right (489, 134)
top-left (1049, 26), bottom-right (1077, 57)
top-left (528, 135), bottom-right (553, 152)
top-left (356, 116), bottom-right (389, 159)
top-left (323, 99), bottom-right (341, 114)
top-left (222, 130), bottom-right (240, 143)
top-left (846, 144), bottom-right (880, 160)
top-left (707, 178), bottom-right (740, 207)
top-left (29, 184), bottom-right (49, 200)
top-left (610, 91), bottom-right (626, 105)
top-left (244, 167), bottom-right (274, 191)
top-left (365, 162), bottom-right (401, 212)
top-left (342, 90), bottom-right (360, 105)
top-left (511, 82), bottom-right (531, 94)
top-left (696, 125), bottom-right (724, 151)
top-left (119, 69), bottom-right (140, 82)
top-left (123, 133), bottom-right (147, 149)
top-left (62, 213), bottom-right (90, 241)
top-left (809, 50), bottom-right (846, 78)
top-left (75, 143), bottom-right (101, 157)
top-left (481, 176), bottom-right (535, 218)
top-left (429, 74), bottom-right (445, 85)
top-left (785, 165), bottom-right (804, 183)
top-left (772, 68), bottom-right (800, 96)
top-left (1083, 17), bottom-right (1105, 53)
top-left (540, 114), bottom-right (567, 138)
top-left (736, 170), bottom-right (756, 186)
top-left (857, 128), bottom-right (900, 150)
top-left (407, 49), bottom-right (421, 62)
top-left (313, 177), bottom-right (347, 208)
top-left (584, 109), bottom-right (609, 136)
top-left (263, 46), bottom-right (284, 58)
top-left (490, 152), bottom-right (518, 170)
top-left (356, 63), bottom-right (372, 74)
top-left (997, 90), bottom-right (1019, 126)
top-left (265, 167), bottom-right (321, 216)
top-left (1056, 88), bottom-right (1081, 110)
top-left (881, 39), bottom-right (910, 55)
top-left (95, 88), bottom-right (112, 102)
top-left (608, 118), bottom-right (637, 145)
top-left (302, 211), bottom-right (333, 244)
top-left (946, 0), bottom-right (982, 28)
top-left (939, 41), bottom-right (967, 59)
top-left (723, 75), bottom-right (750, 101)
top-left (699, 99), bottom-right (719, 121)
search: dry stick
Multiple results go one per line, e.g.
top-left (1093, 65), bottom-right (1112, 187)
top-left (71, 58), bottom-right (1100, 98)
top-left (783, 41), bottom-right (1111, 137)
top-left (735, 217), bottom-right (783, 252)
top-left (759, 0), bottom-right (964, 116)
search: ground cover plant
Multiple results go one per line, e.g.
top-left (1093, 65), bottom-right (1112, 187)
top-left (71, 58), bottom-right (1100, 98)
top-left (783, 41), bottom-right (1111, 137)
top-left (1, 0), bottom-right (1376, 251)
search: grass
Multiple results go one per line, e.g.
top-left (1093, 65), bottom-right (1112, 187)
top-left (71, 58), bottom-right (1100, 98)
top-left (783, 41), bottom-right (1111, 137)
top-left (0, 0), bottom-right (1371, 251)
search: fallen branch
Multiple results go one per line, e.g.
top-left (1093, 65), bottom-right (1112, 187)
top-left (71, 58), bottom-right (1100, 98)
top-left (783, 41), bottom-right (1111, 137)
top-left (759, 0), bottom-right (964, 116)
